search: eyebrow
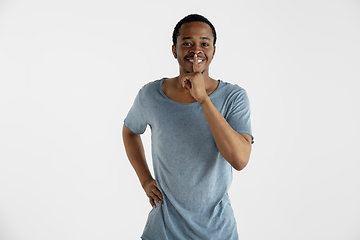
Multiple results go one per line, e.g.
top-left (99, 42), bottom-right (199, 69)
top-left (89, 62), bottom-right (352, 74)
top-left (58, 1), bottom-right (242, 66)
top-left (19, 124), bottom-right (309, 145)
top-left (182, 37), bottom-right (211, 41)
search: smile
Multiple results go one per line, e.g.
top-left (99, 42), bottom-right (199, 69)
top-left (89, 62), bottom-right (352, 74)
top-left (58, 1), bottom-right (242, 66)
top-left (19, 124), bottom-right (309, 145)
top-left (188, 59), bottom-right (203, 63)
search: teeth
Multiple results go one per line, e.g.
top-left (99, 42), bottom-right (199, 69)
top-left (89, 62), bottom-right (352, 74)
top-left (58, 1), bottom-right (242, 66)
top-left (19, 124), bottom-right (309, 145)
top-left (189, 59), bottom-right (203, 63)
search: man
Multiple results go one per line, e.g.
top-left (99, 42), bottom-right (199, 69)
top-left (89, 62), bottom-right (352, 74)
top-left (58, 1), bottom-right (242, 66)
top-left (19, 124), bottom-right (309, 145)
top-left (123, 14), bottom-right (253, 240)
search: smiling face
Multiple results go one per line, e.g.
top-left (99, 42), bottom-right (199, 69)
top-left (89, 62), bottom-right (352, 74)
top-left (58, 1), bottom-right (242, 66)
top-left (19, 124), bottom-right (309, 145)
top-left (172, 21), bottom-right (216, 75)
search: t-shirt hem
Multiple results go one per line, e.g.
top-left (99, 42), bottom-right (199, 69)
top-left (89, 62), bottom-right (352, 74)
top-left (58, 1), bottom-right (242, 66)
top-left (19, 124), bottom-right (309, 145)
top-left (123, 120), bottom-right (146, 135)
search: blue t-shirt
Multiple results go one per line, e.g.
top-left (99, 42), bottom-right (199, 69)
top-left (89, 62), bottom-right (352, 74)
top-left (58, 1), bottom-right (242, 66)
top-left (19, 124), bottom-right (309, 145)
top-left (124, 78), bottom-right (253, 240)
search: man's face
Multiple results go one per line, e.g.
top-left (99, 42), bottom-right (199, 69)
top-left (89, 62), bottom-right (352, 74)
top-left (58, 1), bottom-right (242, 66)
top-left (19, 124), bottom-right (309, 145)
top-left (172, 21), bottom-right (216, 75)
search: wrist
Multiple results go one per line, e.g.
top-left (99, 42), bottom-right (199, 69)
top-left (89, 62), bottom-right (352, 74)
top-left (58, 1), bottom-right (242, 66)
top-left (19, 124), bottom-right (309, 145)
top-left (141, 176), bottom-right (154, 189)
top-left (198, 96), bottom-right (210, 105)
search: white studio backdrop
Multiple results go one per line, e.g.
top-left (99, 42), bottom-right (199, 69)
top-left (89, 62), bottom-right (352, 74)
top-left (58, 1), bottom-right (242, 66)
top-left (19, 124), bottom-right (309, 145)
top-left (0, 0), bottom-right (359, 239)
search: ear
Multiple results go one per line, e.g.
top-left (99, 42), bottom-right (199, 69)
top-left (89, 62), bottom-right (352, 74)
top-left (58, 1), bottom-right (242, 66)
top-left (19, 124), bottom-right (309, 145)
top-left (172, 45), bottom-right (177, 58)
top-left (212, 45), bottom-right (216, 59)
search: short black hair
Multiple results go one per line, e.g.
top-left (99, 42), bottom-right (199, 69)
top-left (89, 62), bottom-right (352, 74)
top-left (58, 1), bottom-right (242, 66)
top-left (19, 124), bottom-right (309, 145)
top-left (172, 14), bottom-right (217, 47)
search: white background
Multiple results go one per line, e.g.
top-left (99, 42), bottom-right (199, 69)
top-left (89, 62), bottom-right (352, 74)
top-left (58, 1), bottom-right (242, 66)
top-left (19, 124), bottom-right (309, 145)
top-left (1, 0), bottom-right (359, 239)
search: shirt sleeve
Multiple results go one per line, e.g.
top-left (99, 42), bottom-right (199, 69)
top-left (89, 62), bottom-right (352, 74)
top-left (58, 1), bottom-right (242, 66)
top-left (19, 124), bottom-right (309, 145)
top-left (226, 88), bottom-right (254, 144)
top-left (124, 88), bottom-right (148, 135)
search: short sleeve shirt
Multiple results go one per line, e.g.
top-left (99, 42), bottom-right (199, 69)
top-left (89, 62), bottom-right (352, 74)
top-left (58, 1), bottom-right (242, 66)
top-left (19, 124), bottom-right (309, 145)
top-left (124, 78), bottom-right (253, 240)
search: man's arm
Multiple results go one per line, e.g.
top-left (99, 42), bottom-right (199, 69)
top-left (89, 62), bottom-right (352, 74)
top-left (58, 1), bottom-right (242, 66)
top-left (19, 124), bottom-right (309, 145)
top-left (199, 97), bottom-right (252, 171)
top-left (181, 55), bottom-right (252, 171)
top-left (122, 124), bottom-right (163, 207)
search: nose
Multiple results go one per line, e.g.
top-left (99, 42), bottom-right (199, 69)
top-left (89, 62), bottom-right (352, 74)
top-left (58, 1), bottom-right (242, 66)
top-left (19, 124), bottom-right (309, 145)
top-left (190, 44), bottom-right (203, 55)
top-left (190, 50), bottom-right (202, 57)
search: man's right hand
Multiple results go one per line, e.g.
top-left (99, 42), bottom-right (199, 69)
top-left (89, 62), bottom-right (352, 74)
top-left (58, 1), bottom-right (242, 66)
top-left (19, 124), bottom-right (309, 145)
top-left (143, 179), bottom-right (163, 208)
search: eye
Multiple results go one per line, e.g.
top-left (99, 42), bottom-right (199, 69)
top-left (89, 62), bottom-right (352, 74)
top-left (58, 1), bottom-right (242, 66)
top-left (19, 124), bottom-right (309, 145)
top-left (202, 43), bottom-right (209, 47)
top-left (182, 42), bottom-right (191, 46)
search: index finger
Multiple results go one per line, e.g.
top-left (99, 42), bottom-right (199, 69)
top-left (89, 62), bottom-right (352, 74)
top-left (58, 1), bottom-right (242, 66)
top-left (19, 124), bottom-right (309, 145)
top-left (192, 54), bottom-right (200, 73)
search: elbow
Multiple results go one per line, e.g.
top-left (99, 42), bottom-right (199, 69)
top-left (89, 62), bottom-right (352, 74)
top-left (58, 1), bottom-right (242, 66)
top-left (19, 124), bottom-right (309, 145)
top-left (221, 136), bottom-right (252, 171)
top-left (230, 150), bottom-right (251, 171)
top-left (232, 142), bottom-right (252, 171)
top-left (232, 158), bottom-right (249, 171)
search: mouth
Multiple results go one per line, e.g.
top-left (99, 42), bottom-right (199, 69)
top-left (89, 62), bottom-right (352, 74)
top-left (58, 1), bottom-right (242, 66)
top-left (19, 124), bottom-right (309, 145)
top-left (188, 59), bottom-right (204, 63)
top-left (186, 56), bottom-right (206, 68)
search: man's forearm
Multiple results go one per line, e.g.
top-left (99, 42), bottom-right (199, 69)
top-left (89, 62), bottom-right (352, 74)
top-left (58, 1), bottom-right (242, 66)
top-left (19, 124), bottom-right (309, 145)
top-left (122, 124), bottom-right (153, 187)
top-left (199, 97), bottom-right (252, 170)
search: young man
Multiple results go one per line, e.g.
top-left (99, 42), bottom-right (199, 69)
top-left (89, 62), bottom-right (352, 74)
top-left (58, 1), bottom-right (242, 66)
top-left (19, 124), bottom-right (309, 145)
top-left (123, 14), bottom-right (254, 240)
